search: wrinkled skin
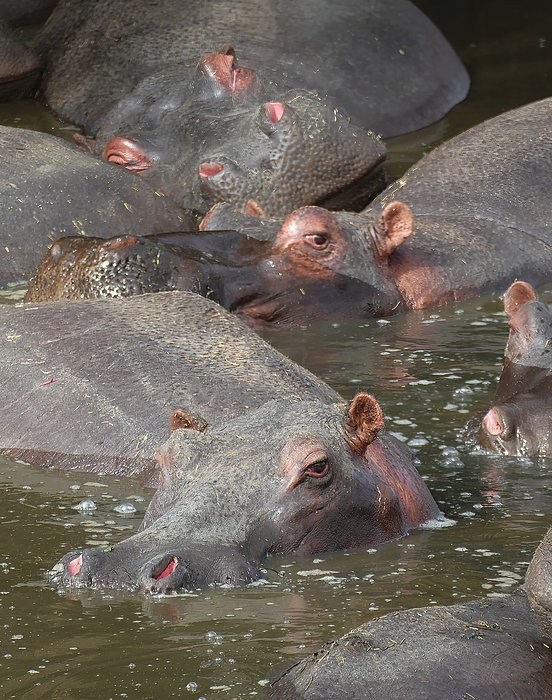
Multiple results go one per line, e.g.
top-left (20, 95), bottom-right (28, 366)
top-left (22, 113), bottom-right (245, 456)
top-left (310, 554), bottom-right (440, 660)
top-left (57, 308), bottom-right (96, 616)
top-left (35, 0), bottom-right (469, 138)
top-left (51, 394), bottom-right (440, 593)
top-left (78, 49), bottom-right (387, 216)
top-left (0, 125), bottom-right (194, 285)
top-left (29, 99), bottom-right (552, 325)
top-left (0, 19), bottom-right (42, 99)
top-left (269, 526), bottom-right (552, 700)
top-left (476, 281), bottom-right (552, 457)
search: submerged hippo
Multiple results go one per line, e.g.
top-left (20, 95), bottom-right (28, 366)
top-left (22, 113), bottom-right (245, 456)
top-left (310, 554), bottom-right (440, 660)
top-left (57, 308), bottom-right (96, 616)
top-left (0, 291), bottom-right (440, 592)
top-left (35, 0), bottom-right (468, 138)
top-left (27, 99), bottom-right (552, 326)
top-left (74, 47), bottom-right (386, 216)
top-left (0, 125), bottom-right (193, 285)
top-left (269, 526), bottom-right (552, 699)
top-left (476, 281), bottom-right (552, 457)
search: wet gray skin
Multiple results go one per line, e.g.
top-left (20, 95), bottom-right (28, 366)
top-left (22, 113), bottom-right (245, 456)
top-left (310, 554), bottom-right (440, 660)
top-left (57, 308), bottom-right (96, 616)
top-left (81, 49), bottom-right (387, 216)
top-left (35, 0), bottom-right (469, 138)
top-left (269, 525), bottom-right (552, 700)
top-left (0, 19), bottom-right (42, 99)
top-left (0, 124), bottom-right (194, 286)
top-left (52, 396), bottom-right (439, 593)
top-left (476, 281), bottom-right (552, 457)
top-left (0, 0), bottom-right (57, 24)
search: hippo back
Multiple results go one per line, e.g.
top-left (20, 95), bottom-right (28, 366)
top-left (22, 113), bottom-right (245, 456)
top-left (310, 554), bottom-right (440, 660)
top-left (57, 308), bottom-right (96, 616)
top-left (0, 292), bottom-right (339, 481)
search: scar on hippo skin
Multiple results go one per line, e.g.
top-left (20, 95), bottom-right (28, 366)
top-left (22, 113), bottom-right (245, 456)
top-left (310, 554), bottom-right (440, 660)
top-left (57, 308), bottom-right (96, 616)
top-left (169, 408), bottom-right (208, 433)
top-left (344, 393), bottom-right (385, 455)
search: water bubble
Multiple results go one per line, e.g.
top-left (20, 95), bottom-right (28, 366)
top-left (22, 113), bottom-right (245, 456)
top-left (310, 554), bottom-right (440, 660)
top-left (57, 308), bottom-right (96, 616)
top-left (185, 682), bottom-right (198, 692)
top-left (74, 499), bottom-right (96, 512)
top-left (114, 502), bottom-right (137, 514)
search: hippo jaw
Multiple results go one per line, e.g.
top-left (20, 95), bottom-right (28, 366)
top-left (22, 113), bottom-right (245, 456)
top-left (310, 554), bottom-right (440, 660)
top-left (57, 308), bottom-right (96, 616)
top-left (50, 396), bottom-right (439, 595)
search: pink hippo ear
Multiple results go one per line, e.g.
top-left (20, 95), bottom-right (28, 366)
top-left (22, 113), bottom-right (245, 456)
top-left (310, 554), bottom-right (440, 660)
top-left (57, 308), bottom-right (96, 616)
top-left (503, 280), bottom-right (538, 317)
top-left (102, 137), bottom-right (152, 173)
top-left (373, 201), bottom-right (414, 258)
top-left (345, 393), bottom-right (385, 455)
top-left (169, 408), bottom-right (208, 434)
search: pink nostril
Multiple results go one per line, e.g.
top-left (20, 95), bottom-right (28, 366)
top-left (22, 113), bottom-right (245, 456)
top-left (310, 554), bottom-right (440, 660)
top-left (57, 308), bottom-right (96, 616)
top-left (67, 554), bottom-right (83, 577)
top-left (482, 407), bottom-right (504, 436)
top-left (199, 162), bottom-right (225, 178)
top-left (264, 102), bottom-right (285, 124)
top-left (154, 556), bottom-right (179, 581)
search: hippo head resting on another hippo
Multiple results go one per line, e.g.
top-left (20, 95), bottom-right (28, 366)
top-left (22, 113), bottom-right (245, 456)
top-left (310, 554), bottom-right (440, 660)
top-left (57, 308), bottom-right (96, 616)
top-left (477, 281), bottom-right (552, 457)
top-left (51, 394), bottom-right (440, 593)
top-left (75, 47), bottom-right (386, 216)
top-left (26, 202), bottom-right (413, 326)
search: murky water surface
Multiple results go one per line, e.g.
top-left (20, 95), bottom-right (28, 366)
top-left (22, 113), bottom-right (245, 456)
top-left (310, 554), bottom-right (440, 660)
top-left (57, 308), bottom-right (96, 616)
top-left (1, 2), bottom-right (552, 698)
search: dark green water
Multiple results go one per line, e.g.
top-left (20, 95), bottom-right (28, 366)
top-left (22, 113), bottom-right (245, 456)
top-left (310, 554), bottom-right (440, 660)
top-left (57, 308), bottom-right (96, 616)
top-left (1, 2), bottom-right (552, 698)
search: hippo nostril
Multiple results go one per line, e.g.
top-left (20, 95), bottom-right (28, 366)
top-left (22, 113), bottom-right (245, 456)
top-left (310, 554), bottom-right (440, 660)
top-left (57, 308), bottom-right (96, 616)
top-left (264, 102), bottom-right (285, 124)
top-left (482, 407), bottom-right (505, 436)
top-left (199, 162), bottom-right (225, 178)
top-left (67, 553), bottom-right (83, 577)
top-left (152, 555), bottom-right (179, 581)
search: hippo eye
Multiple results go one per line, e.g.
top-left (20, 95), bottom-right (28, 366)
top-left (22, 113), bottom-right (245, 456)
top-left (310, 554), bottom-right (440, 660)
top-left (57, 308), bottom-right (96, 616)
top-left (304, 459), bottom-right (330, 478)
top-left (304, 232), bottom-right (329, 250)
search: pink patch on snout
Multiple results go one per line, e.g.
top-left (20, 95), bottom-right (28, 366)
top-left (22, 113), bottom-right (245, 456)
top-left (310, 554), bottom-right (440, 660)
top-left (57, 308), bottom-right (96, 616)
top-left (199, 162), bottom-right (225, 178)
top-left (102, 236), bottom-right (140, 251)
top-left (264, 102), bottom-right (285, 123)
top-left (67, 554), bottom-right (83, 577)
top-left (154, 556), bottom-right (179, 580)
top-left (482, 407), bottom-right (504, 436)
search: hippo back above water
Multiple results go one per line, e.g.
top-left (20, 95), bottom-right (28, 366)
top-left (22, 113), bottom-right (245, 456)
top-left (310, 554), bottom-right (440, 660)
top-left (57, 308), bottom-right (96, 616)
top-left (36, 0), bottom-right (469, 138)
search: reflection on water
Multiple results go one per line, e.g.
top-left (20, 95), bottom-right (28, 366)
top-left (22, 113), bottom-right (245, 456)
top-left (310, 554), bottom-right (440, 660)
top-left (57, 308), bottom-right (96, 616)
top-left (1, 1), bottom-right (552, 698)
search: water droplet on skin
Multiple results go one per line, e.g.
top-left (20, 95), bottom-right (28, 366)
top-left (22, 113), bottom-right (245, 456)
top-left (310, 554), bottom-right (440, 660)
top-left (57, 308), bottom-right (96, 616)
top-left (185, 681), bottom-right (198, 692)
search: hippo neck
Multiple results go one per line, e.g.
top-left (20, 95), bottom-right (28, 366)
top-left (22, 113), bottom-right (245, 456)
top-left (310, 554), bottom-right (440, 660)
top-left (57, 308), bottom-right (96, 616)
top-left (388, 215), bottom-right (552, 310)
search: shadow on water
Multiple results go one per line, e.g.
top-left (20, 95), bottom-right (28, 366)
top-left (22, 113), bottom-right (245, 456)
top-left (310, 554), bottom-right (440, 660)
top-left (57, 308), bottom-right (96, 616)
top-left (1, 1), bottom-right (552, 698)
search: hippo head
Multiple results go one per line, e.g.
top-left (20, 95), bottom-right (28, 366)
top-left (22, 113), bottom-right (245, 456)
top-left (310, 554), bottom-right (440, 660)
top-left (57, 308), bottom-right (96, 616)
top-left (199, 201), bottom-right (413, 325)
top-left (526, 526), bottom-right (552, 640)
top-left (478, 281), bottom-right (552, 456)
top-left (50, 395), bottom-right (439, 593)
top-left (76, 48), bottom-right (386, 216)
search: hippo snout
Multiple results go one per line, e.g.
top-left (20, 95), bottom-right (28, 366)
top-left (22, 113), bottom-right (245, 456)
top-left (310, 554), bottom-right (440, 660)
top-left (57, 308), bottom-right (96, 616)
top-left (51, 547), bottom-right (191, 593)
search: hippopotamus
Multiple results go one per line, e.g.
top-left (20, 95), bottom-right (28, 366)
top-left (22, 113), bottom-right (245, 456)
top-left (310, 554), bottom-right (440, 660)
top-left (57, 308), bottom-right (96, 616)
top-left (476, 281), bottom-right (552, 457)
top-left (26, 99), bottom-right (552, 327)
top-left (0, 125), bottom-right (194, 285)
top-left (0, 0), bottom-right (57, 24)
top-left (0, 291), bottom-right (440, 592)
top-left (73, 47), bottom-right (387, 216)
top-left (0, 19), bottom-right (42, 99)
top-left (269, 526), bottom-right (552, 700)
top-left (35, 0), bottom-right (468, 139)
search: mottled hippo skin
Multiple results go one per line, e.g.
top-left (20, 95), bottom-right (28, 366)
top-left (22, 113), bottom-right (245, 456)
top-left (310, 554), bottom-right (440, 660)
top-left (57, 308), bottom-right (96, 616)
top-left (477, 281), bottom-right (552, 457)
top-left (77, 48), bottom-right (386, 216)
top-left (270, 526), bottom-right (552, 700)
top-left (0, 125), bottom-right (193, 285)
top-left (0, 292), bottom-right (439, 592)
top-left (36, 0), bottom-right (468, 139)
top-left (27, 99), bottom-right (552, 326)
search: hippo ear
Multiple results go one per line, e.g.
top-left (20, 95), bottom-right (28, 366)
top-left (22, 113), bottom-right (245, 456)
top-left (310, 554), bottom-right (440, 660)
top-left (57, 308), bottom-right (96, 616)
top-left (373, 201), bottom-right (413, 258)
top-left (504, 280), bottom-right (537, 317)
top-left (102, 137), bottom-right (152, 173)
top-left (170, 408), bottom-right (209, 434)
top-left (345, 393), bottom-right (385, 455)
